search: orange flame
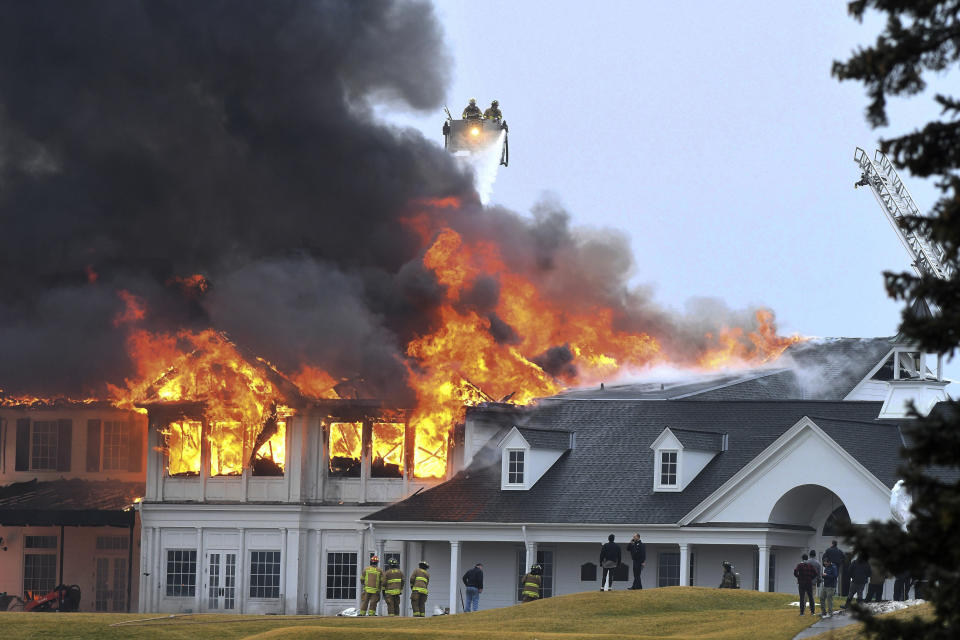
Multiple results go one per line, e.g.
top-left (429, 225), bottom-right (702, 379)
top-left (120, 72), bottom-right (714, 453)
top-left (698, 310), bottom-right (802, 369)
top-left (110, 329), bottom-right (292, 476)
top-left (113, 290), bottom-right (146, 327)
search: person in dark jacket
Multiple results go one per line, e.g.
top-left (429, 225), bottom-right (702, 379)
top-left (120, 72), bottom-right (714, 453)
top-left (820, 558), bottom-right (839, 617)
top-left (794, 553), bottom-right (819, 615)
top-left (626, 534), bottom-right (646, 590)
top-left (600, 534), bottom-right (621, 591)
top-left (462, 563), bottom-right (483, 612)
top-left (844, 554), bottom-right (871, 608)
top-left (865, 557), bottom-right (888, 602)
top-left (822, 540), bottom-right (845, 566)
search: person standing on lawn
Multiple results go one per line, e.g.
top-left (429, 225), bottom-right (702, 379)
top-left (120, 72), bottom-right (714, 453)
top-left (794, 553), bottom-right (818, 616)
top-left (806, 550), bottom-right (822, 614)
top-left (627, 534), bottom-right (646, 590)
top-left (820, 558), bottom-right (839, 618)
top-left (599, 534), bottom-right (621, 591)
top-left (359, 555), bottom-right (383, 616)
top-left (382, 557), bottom-right (404, 616)
top-left (462, 563), bottom-right (483, 612)
top-left (844, 554), bottom-right (871, 609)
top-left (410, 561), bottom-right (430, 617)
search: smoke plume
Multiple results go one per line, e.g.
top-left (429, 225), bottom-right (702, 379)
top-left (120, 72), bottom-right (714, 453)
top-left (0, 0), bottom-right (782, 400)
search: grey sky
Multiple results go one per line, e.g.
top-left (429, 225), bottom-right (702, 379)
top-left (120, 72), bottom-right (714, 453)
top-left (378, 0), bottom-right (957, 382)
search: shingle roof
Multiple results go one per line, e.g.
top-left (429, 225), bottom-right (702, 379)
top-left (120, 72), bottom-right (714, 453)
top-left (669, 428), bottom-right (725, 451)
top-left (780, 337), bottom-right (895, 399)
top-left (0, 479), bottom-right (143, 526)
top-left (548, 337), bottom-right (895, 402)
top-left (365, 400), bottom-right (905, 525)
top-left (515, 427), bottom-right (571, 450)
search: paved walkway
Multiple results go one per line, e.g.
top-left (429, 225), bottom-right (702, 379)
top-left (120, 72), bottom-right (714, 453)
top-left (793, 611), bottom-right (858, 639)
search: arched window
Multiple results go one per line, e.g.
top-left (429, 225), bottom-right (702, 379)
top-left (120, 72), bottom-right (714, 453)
top-left (822, 505), bottom-right (850, 537)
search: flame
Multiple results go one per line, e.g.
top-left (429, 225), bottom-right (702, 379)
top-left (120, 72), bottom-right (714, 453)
top-left (113, 290), bottom-right (146, 327)
top-left (5, 206), bottom-right (801, 482)
top-left (698, 310), bottom-right (802, 369)
top-left (110, 329), bottom-right (292, 476)
top-left (290, 365), bottom-right (340, 399)
top-left (168, 274), bottom-right (209, 299)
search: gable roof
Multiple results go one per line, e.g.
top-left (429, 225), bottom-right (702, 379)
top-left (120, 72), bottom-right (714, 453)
top-left (513, 427), bottom-right (572, 450)
top-left (365, 400), bottom-right (906, 525)
top-left (779, 337), bottom-right (895, 400)
top-left (668, 428), bottom-right (725, 451)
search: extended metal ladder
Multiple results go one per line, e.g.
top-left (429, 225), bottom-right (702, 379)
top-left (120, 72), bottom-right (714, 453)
top-left (854, 147), bottom-right (953, 280)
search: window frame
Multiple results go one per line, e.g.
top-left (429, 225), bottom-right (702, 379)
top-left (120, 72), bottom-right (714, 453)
top-left (506, 448), bottom-right (526, 486)
top-left (165, 549), bottom-right (198, 597)
top-left (655, 449), bottom-right (681, 491)
top-left (325, 551), bottom-right (358, 601)
top-left (101, 420), bottom-right (131, 471)
top-left (516, 547), bottom-right (554, 601)
top-left (248, 550), bottom-right (282, 599)
top-left (30, 421), bottom-right (60, 471)
top-left (657, 551), bottom-right (680, 587)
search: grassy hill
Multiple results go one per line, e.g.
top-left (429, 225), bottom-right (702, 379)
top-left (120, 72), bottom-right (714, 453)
top-left (0, 587), bottom-right (815, 640)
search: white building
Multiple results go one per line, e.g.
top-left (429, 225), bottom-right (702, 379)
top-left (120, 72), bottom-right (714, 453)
top-left (134, 336), bottom-right (949, 615)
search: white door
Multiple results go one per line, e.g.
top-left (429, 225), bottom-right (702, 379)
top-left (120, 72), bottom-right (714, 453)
top-left (204, 550), bottom-right (237, 611)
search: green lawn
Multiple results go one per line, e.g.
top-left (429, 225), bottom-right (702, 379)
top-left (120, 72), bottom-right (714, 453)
top-left (0, 587), bottom-right (815, 640)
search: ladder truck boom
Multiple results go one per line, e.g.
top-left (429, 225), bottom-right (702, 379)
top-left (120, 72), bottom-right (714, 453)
top-left (854, 147), bottom-right (953, 281)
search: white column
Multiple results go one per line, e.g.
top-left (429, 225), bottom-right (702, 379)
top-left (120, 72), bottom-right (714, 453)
top-left (194, 527), bottom-right (203, 613)
top-left (449, 541), bottom-right (461, 614)
top-left (679, 543), bottom-right (689, 587)
top-left (153, 527), bottom-right (162, 612)
top-left (279, 527), bottom-right (288, 614)
top-left (138, 526), bottom-right (151, 612)
top-left (524, 541), bottom-right (538, 574)
top-left (238, 528), bottom-right (247, 613)
top-left (758, 544), bottom-right (770, 592)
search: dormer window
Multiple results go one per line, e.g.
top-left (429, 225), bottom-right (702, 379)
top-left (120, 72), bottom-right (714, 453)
top-left (498, 426), bottom-right (571, 491)
top-left (507, 449), bottom-right (525, 485)
top-left (650, 427), bottom-right (725, 492)
top-left (659, 451), bottom-right (678, 486)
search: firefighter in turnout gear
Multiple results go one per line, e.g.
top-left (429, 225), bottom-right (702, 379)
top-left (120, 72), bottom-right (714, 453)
top-left (410, 561), bottom-right (430, 617)
top-left (359, 555), bottom-right (383, 616)
top-left (521, 564), bottom-right (543, 602)
top-left (483, 100), bottom-right (502, 122)
top-left (462, 98), bottom-right (481, 119)
top-left (719, 561), bottom-right (739, 589)
top-left (383, 557), bottom-right (404, 616)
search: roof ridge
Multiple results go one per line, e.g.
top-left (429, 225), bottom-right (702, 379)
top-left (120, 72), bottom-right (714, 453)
top-left (808, 415), bottom-right (899, 427)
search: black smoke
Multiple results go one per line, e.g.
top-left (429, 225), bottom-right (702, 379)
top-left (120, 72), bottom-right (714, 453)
top-left (0, 1), bottom-right (781, 401)
top-left (0, 0), bottom-right (473, 400)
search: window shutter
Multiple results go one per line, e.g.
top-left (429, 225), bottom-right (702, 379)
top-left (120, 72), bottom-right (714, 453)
top-left (127, 423), bottom-right (143, 472)
top-left (15, 418), bottom-right (30, 471)
top-left (56, 419), bottom-right (72, 471)
top-left (87, 419), bottom-right (101, 472)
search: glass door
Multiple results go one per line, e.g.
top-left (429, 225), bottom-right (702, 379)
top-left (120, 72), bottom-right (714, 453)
top-left (205, 550), bottom-right (237, 611)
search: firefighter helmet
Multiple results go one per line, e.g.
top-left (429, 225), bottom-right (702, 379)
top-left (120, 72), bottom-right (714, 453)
top-left (370, 555), bottom-right (379, 565)
top-left (530, 564), bottom-right (543, 575)
top-left (387, 557), bottom-right (399, 567)
top-left (419, 561), bottom-right (429, 570)
top-left (491, 100), bottom-right (499, 106)
top-left (469, 98), bottom-right (476, 105)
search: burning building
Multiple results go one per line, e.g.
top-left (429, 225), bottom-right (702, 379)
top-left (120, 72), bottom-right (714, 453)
top-left (0, 0), bottom-right (952, 619)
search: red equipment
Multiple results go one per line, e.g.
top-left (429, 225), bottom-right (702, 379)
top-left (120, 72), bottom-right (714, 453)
top-left (23, 584), bottom-right (81, 612)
